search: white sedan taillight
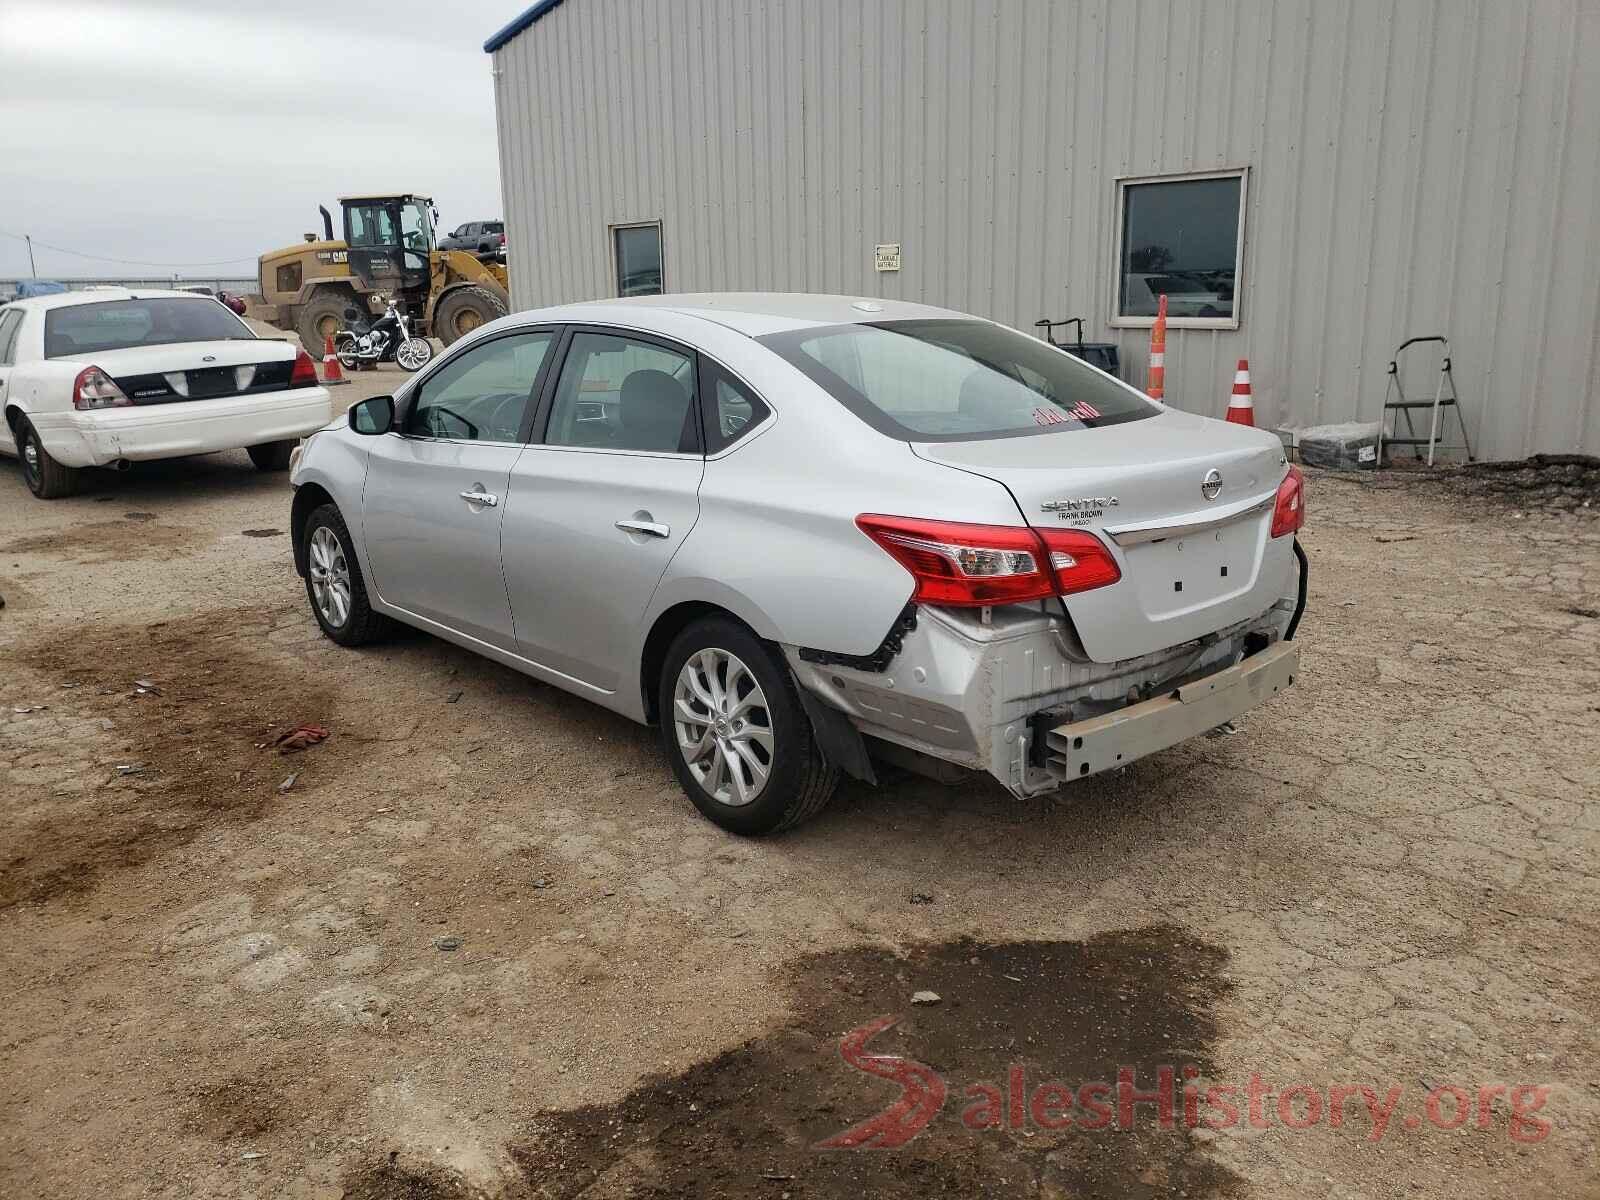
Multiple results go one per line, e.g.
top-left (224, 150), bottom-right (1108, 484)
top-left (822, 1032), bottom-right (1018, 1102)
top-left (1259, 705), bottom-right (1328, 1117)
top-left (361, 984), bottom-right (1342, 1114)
top-left (71, 366), bottom-right (132, 411)
top-left (289, 348), bottom-right (320, 388)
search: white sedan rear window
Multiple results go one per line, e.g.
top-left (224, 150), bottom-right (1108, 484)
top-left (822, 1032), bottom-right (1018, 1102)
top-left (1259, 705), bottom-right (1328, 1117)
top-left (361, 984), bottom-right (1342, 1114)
top-left (44, 298), bottom-right (252, 358)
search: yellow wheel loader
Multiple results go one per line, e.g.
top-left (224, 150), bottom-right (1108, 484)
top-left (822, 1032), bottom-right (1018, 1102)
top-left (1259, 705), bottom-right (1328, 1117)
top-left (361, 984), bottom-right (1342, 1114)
top-left (256, 193), bottom-right (510, 354)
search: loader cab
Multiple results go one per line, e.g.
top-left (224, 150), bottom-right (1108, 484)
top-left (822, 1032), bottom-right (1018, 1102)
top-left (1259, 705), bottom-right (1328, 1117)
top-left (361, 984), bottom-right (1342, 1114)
top-left (341, 194), bottom-right (435, 303)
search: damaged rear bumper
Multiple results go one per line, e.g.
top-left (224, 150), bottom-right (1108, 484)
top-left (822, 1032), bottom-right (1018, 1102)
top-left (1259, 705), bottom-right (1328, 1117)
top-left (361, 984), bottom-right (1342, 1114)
top-left (1044, 641), bottom-right (1298, 781)
top-left (784, 541), bottom-right (1306, 798)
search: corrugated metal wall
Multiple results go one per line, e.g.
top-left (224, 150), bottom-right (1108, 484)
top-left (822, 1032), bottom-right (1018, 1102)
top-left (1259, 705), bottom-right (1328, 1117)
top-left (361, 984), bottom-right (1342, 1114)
top-left (491, 0), bottom-right (1600, 460)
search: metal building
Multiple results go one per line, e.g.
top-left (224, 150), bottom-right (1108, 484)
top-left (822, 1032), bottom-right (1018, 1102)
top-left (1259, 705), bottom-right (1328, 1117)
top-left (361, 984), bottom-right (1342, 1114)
top-left (486, 0), bottom-right (1600, 460)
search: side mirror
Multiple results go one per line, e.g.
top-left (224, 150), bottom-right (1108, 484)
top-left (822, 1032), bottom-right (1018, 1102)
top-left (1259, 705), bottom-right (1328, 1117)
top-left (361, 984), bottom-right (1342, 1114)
top-left (349, 395), bottom-right (394, 435)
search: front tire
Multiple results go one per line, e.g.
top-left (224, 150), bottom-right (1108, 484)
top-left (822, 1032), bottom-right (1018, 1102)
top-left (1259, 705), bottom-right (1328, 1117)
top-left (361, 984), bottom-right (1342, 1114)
top-left (433, 285), bottom-right (508, 346)
top-left (396, 337), bottom-right (434, 372)
top-left (658, 617), bottom-right (840, 835)
top-left (16, 416), bottom-right (80, 499)
top-left (302, 503), bottom-right (390, 646)
top-left (247, 440), bottom-right (294, 471)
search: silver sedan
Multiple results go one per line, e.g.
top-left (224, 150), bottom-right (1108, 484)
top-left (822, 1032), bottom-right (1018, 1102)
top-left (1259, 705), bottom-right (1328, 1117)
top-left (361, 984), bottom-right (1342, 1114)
top-left (290, 294), bottom-right (1306, 833)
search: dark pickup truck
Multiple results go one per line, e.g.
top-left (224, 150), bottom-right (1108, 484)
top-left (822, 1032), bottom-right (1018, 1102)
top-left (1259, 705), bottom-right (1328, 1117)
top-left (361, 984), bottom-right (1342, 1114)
top-left (438, 220), bottom-right (506, 258)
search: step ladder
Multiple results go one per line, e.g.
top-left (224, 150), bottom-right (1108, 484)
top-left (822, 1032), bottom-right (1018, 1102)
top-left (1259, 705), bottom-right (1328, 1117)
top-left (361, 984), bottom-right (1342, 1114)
top-left (1379, 335), bottom-right (1474, 466)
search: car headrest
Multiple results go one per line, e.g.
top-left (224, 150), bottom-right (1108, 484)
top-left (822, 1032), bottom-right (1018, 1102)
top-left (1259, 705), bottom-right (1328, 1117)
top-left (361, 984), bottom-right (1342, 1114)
top-left (958, 368), bottom-right (1028, 421)
top-left (618, 369), bottom-right (691, 451)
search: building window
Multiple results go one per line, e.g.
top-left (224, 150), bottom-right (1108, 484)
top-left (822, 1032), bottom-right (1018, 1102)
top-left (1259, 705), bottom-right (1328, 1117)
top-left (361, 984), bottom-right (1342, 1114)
top-left (614, 223), bottom-right (664, 297)
top-left (1112, 169), bottom-right (1246, 329)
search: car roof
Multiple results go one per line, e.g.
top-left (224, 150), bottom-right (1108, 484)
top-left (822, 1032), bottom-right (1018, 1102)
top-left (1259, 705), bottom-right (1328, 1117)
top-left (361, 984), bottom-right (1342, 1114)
top-left (8, 288), bottom-right (227, 312)
top-left (531, 292), bottom-right (974, 337)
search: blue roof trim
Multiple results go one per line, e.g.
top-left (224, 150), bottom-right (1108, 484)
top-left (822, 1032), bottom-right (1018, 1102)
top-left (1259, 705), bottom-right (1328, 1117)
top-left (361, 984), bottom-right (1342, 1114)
top-left (483, 0), bottom-right (568, 52)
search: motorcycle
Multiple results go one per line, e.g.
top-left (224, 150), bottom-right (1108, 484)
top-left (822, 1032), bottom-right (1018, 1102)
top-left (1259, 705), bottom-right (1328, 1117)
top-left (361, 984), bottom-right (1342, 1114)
top-left (333, 298), bottom-right (434, 372)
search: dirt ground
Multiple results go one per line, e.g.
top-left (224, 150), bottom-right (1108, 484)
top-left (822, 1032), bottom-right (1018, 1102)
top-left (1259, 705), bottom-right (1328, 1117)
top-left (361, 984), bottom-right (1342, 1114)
top-left (2, 386), bottom-right (1597, 1199)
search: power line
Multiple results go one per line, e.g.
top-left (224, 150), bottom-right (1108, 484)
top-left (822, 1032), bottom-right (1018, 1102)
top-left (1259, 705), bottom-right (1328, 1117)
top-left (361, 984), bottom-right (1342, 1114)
top-left (0, 229), bottom-right (256, 269)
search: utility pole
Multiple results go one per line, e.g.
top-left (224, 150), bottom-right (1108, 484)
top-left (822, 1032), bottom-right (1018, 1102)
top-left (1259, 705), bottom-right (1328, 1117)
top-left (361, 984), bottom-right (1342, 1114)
top-left (25, 235), bottom-right (37, 278)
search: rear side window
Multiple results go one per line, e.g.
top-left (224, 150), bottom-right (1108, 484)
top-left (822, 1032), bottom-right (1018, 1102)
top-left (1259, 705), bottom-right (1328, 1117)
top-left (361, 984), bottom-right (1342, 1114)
top-left (544, 332), bottom-right (699, 454)
top-left (0, 310), bottom-right (23, 365)
top-left (43, 298), bottom-right (251, 358)
top-left (701, 364), bottom-right (770, 453)
top-left (759, 319), bottom-right (1157, 441)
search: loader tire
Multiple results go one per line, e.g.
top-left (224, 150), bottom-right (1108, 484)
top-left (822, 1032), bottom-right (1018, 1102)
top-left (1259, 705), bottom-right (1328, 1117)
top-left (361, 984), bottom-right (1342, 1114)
top-left (433, 285), bottom-right (508, 347)
top-left (297, 290), bottom-right (358, 362)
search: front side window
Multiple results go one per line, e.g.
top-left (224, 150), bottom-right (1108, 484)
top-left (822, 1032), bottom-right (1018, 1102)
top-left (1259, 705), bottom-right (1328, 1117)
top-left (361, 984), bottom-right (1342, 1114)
top-left (545, 332), bottom-right (698, 453)
top-left (1115, 170), bottom-right (1245, 326)
top-left (348, 204), bottom-right (397, 247)
top-left (760, 319), bottom-right (1157, 442)
top-left (614, 224), bottom-right (663, 297)
top-left (43, 298), bottom-right (250, 358)
top-left (407, 331), bottom-right (554, 442)
top-left (400, 201), bottom-right (431, 251)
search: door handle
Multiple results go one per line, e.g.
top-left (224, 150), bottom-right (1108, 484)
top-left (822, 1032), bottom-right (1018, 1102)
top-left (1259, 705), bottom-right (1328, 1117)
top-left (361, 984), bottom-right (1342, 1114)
top-left (615, 518), bottom-right (670, 538)
top-left (459, 489), bottom-right (498, 507)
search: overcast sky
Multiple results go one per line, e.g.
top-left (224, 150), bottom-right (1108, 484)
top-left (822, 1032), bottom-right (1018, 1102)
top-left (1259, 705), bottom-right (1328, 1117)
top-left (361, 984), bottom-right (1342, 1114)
top-left (0, 0), bottom-right (522, 281)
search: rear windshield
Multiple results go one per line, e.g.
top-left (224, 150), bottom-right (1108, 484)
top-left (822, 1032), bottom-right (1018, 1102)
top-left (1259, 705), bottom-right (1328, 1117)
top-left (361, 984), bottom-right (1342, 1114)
top-left (44, 298), bottom-right (252, 358)
top-left (759, 319), bottom-right (1157, 441)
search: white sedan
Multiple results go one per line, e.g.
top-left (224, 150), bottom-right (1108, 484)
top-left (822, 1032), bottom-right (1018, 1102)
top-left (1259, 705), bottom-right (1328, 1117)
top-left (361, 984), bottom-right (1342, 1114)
top-left (0, 288), bottom-right (334, 498)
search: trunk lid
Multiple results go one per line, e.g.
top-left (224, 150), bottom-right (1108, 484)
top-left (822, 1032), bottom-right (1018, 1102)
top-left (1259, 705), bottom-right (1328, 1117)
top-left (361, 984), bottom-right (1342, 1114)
top-left (50, 338), bottom-right (292, 373)
top-left (53, 340), bottom-right (300, 406)
top-left (914, 408), bottom-right (1292, 662)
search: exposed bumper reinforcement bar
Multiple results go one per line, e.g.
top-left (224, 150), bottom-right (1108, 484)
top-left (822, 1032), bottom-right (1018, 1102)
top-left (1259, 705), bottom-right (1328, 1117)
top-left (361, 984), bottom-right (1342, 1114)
top-left (1044, 641), bottom-right (1300, 781)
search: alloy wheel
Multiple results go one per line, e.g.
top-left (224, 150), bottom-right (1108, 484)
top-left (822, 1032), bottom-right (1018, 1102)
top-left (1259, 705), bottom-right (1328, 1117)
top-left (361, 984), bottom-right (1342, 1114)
top-left (397, 339), bottom-right (431, 371)
top-left (307, 525), bottom-right (352, 628)
top-left (673, 648), bottom-right (774, 807)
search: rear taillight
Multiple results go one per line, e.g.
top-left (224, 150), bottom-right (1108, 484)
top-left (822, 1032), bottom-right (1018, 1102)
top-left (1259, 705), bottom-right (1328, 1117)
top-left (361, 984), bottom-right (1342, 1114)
top-left (71, 366), bottom-right (132, 411)
top-left (855, 515), bottom-right (1121, 607)
top-left (1270, 464), bottom-right (1305, 537)
top-left (1037, 528), bottom-right (1124, 595)
top-left (498, 232), bottom-right (506, 245)
top-left (289, 348), bottom-right (319, 388)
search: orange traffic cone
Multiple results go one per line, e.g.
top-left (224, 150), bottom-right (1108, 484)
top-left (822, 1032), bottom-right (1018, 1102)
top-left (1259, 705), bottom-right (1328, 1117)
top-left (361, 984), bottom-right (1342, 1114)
top-left (321, 334), bottom-right (348, 385)
top-left (1147, 294), bottom-right (1167, 400)
top-left (1226, 358), bottom-right (1255, 426)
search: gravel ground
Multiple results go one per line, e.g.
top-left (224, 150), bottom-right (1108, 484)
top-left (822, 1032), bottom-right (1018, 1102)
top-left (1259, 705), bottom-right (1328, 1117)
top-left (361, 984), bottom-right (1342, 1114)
top-left (1, 401), bottom-right (1597, 1199)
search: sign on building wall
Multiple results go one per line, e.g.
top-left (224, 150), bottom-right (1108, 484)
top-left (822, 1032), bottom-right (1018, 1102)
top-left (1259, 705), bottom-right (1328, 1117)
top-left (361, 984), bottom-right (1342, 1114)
top-left (873, 243), bottom-right (902, 272)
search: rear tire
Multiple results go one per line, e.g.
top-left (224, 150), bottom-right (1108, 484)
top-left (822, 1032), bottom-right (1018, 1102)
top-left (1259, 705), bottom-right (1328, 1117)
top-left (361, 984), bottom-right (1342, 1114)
top-left (16, 416), bottom-right (80, 499)
top-left (247, 440), bottom-right (295, 471)
top-left (297, 290), bottom-right (358, 362)
top-left (302, 502), bottom-right (390, 646)
top-left (334, 333), bottom-right (361, 371)
top-left (433, 285), bottom-right (508, 347)
top-left (658, 617), bottom-right (840, 835)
